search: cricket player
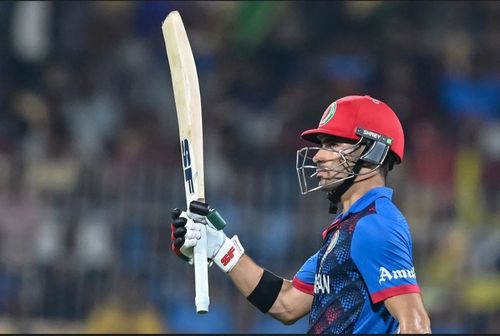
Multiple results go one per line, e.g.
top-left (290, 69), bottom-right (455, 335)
top-left (171, 95), bottom-right (431, 333)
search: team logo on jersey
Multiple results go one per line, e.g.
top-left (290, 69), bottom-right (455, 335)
top-left (319, 102), bottom-right (337, 126)
top-left (325, 230), bottom-right (340, 255)
top-left (378, 266), bottom-right (416, 284)
top-left (314, 230), bottom-right (339, 295)
top-left (319, 230), bottom-right (340, 271)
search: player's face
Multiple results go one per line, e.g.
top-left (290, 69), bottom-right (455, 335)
top-left (312, 137), bottom-right (360, 189)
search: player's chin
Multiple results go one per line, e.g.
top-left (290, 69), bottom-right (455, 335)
top-left (318, 178), bottom-right (342, 192)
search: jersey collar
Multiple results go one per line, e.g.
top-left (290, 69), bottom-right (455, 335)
top-left (341, 186), bottom-right (393, 219)
top-left (322, 186), bottom-right (393, 240)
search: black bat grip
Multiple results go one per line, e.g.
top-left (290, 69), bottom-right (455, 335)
top-left (189, 200), bottom-right (210, 216)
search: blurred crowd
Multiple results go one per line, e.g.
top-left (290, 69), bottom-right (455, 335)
top-left (0, 1), bottom-right (499, 333)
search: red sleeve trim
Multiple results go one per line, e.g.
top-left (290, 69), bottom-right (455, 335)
top-left (371, 284), bottom-right (421, 304)
top-left (292, 276), bottom-right (314, 295)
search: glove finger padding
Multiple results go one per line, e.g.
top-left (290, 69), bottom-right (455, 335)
top-left (172, 208), bottom-right (183, 220)
top-left (171, 210), bottom-right (193, 263)
top-left (173, 230), bottom-right (186, 249)
top-left (173, 226), bottom-right (187, 239)
top-left (188, 201), bottom-right (210, 225)
top-left (172, 216), bottom-right (187, 228)
top-left (170, 204), bottom-right (239, 272)
top-left (189, 201), bottom-right (227, 231)
top-left (171, 210), bottom-right (187, 247)
top-left (171, 208), bottom-right (187, 250)
top-left (183, 219), bottom-right (202, 248)
top-left (189, 200), bottom-right (210, 216)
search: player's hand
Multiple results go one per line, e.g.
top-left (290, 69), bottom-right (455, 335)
top-left (171, 201), bottom-right (245, 272)
top-left (171, 207), bottom-right (226, 262)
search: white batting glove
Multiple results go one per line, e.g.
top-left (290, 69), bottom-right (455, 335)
top-left (171, 203), bottom-right (244, 273)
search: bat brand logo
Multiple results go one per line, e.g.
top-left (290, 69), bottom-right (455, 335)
top-left (220, 247), bottom-right (235, 266)
top-left (181, 139), bottom-right (195, 194)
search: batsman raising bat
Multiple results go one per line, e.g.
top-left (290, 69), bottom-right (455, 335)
top-left (171, 95), bottom-right (432, 334)
top-left (165, 6), bottom-right (432, 322)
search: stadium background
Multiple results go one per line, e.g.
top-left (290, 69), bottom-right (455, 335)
top-left (0, 1), bottom-right (499, 333)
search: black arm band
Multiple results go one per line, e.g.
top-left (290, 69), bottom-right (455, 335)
top-left (246, 269), bottom-right (284, 313)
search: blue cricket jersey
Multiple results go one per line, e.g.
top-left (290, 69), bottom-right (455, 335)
top-left (292, 187), bottom-right (420, 334)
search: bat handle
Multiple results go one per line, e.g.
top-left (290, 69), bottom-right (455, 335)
top-left (194, 224), bottom-right (209, 313)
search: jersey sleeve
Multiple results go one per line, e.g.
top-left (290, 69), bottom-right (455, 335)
top-left (292, 252), bottom-right (318, 295)
top-left (351, 214), bottom-right (420, 304)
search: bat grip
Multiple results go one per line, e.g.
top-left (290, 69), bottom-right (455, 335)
top-left (194, 224), bottom-right (209, 313)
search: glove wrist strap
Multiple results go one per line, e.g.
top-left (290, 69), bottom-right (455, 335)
top-left (213, 235), bottom-right (245, 273)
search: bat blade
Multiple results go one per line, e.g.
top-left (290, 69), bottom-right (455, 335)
top-left (162, 10), bottom-right (209, 314)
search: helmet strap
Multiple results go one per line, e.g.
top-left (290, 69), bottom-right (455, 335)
top-left (327, 160), bottom-right (364, 214)
top-left (326, 140), bottom-right (372, 214)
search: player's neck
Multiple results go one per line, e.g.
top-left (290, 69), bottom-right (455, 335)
top-left (340, 173), bottom-right (385, 214)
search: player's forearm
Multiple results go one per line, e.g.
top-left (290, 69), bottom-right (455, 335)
top-left (228, 256), bottom-right (294, 322)
top-left (385, 294), bottom-right (431, 334)
top-left (398, 313), bottom-right (431, 334)
top-left (267, 280), bottom-right (311, 324)
top-left (228, 255), bottom-right (311, 324)
top-left (228, 254), bottom-right (265, 296)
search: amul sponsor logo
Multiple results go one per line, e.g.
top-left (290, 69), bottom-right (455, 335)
top-left (379, 267), bottom-right (416, 284)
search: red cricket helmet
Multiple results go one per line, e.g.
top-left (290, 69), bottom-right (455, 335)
top-left (301, 95), bottom-right (405, 163)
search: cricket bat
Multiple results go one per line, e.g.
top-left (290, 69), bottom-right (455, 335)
top-left (162, 11), bottom-right (209, 314)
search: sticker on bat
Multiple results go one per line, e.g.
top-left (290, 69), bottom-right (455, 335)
top-left (181, 139), bottom-right (195, 194)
